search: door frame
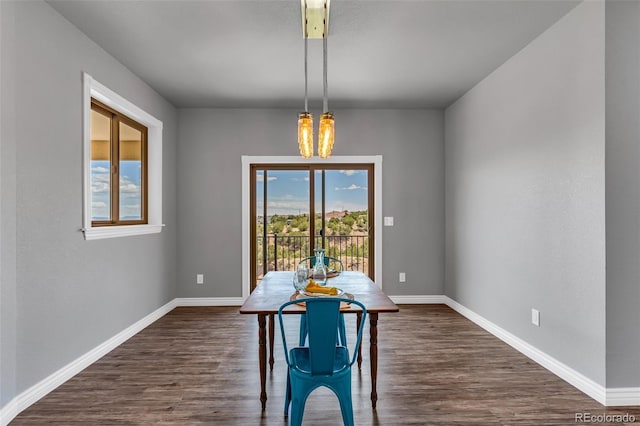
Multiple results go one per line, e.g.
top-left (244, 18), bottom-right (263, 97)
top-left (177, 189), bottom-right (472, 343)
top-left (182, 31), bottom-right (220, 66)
top-left (241, 155), bottom-right (383, 300)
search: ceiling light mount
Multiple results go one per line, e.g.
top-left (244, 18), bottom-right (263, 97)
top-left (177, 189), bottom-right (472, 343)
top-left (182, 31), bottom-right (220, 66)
top-left (301, 0), bottom-right (330, 39)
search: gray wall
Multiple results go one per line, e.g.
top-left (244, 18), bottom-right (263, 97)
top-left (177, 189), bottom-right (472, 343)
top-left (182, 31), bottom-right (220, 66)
top-left (444, 0), bottom-right (606, 385)
top-left (0, 0), bottom-right (18, 409)
top-left (605, 0), bottom-right (640, 388)
top-left (1, 0), bottom-right (178, 403)
top-left (177, 108), bottom-right (444, 297)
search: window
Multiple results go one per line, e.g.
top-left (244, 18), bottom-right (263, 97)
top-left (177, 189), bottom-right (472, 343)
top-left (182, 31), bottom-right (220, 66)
top-left (249, 164), bottom-right (375, 291)
top-left (83, 73), bottom-right (163, 240)
top-left (91, 99), bottom-right (148, 225)
top-left (241, 156), bottom-right (383, 299)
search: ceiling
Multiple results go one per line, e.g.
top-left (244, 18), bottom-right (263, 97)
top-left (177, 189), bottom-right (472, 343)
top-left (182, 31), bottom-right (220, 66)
top-left (47, 0), bottom-right (581, 109)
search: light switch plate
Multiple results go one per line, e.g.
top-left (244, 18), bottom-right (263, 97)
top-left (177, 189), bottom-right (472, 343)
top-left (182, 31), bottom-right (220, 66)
top-left (384, 217), bottom-right (394, 226)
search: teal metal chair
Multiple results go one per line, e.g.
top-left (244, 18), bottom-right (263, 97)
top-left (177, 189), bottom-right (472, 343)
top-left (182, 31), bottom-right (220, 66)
top-left (278, 297), bottom-right (367, 426)
top-left (297, 256), bottom-right (347, 347)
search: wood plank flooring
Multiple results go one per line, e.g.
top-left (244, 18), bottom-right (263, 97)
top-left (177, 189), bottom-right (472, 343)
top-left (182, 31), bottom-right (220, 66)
top-left (11, 305), bottom-right (640, 425)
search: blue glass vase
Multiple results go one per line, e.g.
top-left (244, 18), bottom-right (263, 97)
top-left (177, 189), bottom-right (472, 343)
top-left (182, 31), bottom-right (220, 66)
top-left (311, 248), bottom-right (327, 286)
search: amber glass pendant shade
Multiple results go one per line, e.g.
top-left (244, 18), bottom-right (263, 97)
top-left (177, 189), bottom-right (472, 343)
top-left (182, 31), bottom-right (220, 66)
top-left (298, 112), bottom-right (314, 158)
top-left (318, 112), bottom-right (334, 159)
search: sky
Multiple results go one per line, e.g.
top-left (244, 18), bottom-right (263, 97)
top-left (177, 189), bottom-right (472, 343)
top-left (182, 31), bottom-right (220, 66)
top-left (91, 160), bottom-right (142, 220)
top-left (256, 169), bottom-right (368, 216)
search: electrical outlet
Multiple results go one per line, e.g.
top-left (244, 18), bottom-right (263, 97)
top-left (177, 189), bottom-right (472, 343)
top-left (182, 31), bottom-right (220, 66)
top-left (399, 272), bottom-right (406, 282)
top-left (197, 274), bottom-right (204, 285)
top-left (531, 308), bottom-right (540, 326)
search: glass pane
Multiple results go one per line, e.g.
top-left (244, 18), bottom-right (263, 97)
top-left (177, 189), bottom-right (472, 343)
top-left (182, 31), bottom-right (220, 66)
top-left (255, 170), bottom-right (310, 284)
top-left (324, 169), bottom-right (369, 275)
top-left (119, 121), bottom-right (142, 220)
top-left (90, 109), bottom-right (111, 221)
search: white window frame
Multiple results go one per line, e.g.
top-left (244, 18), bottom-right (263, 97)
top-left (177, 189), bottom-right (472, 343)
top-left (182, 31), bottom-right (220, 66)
top-left (82, 72), bottom-right (163, 240)
top-left (241, 155), bottom-right (383, 300)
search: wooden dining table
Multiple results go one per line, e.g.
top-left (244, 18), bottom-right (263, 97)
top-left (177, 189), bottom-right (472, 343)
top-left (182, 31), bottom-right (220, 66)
top-left (239, 270), bottom-right (399, 410)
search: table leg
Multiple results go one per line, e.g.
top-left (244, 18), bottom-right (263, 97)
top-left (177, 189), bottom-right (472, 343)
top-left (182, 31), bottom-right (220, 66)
top-left (268, 314), bottom-right (275, 371)
top-left (356, 312), bottom-right (363, 369)
top-left (369, 312), bottom-right (378, 409)
top-left (258, 314), bottom-right (267, 410)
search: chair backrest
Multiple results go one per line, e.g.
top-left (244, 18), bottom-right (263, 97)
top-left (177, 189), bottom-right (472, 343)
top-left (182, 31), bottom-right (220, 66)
top-left (305, 298), bottom-right (342, 375)
top-left (278, 298), bottom-right (367, 375)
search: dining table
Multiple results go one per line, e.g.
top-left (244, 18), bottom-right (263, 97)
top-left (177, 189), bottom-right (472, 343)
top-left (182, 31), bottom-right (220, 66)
top-left (239, 270), bottom-right (399, 410)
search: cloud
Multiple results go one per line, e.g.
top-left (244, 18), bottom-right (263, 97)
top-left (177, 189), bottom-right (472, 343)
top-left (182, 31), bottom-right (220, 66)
top-left (91, 200), bottom-right (109, 219)
top-left (266, 196), bottom-right (310, 214)
top-left (339, 170), bottom-right (361, 176)
top-left (120, 186), bottom-right (140, 199)
top-left (119, 175), bottom-right (141, 198)
top-left (326, 200), bottom-right (368, 213)
top-left (91, 181), bottom-right (110, 194)
top-left (335, 184), bottom-right (367, 191)
top-left (256, 174), bottom-right (277, 182)
top-left (120, 204), bottom-right (141, 219)
top-left (91, 173), bottom-right (141, 199)
top-left (92, 173), bottom-right (110, 184)
top-left (120, 204), bottom-right (140, 216)
top-left (120, 182), bottom-right (140, 193)
top-left (91, 166), bottom-right (110, 197)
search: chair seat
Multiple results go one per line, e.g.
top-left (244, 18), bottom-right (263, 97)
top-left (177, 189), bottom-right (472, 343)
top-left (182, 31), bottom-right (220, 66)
top-left (290, 346), bottom-right (350, 375)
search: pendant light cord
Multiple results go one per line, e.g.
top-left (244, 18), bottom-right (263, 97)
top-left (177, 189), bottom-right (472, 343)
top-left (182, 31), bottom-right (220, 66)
top-left (304, 36), bottom-right (309, 111)
top-left (304, 1), bottom-right (309, 112)
top-left (323, 28), bottom-right (328, 113)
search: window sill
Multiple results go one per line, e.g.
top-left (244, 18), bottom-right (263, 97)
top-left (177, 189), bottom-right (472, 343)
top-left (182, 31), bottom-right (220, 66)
top-left (82, 224), bottom-right (164, 240)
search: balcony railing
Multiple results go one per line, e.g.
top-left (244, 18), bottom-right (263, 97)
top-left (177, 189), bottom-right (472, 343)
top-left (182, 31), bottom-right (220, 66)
top-left (256, 234), bottom-right (369, 283)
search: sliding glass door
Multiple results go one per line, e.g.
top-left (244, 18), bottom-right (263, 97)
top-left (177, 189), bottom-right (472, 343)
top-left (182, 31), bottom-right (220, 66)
top-left (250, 164), bottom-right (374, 291)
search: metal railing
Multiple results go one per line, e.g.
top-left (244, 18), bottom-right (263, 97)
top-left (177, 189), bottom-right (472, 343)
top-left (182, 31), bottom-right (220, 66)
top-left (256, 234), bottom-right (369, 283)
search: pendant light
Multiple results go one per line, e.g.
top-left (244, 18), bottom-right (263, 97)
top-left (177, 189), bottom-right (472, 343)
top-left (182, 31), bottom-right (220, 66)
top-left (298, 26), bottom-right (313, 158)
top-left (318, 31), bottom-right (334, 158)
top-left (298, 0), bottom-right (334, 159)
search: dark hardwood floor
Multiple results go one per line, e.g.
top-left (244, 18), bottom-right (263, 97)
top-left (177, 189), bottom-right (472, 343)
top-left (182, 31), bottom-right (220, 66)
top-left (11, 305), bottom-right (640, 425)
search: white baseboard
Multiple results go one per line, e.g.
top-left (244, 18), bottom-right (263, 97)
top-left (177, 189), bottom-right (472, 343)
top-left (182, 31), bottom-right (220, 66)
top-left (605, 387), bottom-right (640, 407)
top-left (0, 298), bottom-right (178, 426)
top-left (444, 296), bottom-right (640, 406)
top-left (0, 400), bottom-right (18, 426)
top-left (387, 294), bottom-right (634, 405)
top-left (442, 297), bottom-right (611, 404)
top-left (3, 294), bottom-right (640, 426)
top-left (389, 295), bottom-right (447, 304)
top-left (0, 296), bottom-right (245, 425)
top-left (175, 297), bottom-right (243, 306)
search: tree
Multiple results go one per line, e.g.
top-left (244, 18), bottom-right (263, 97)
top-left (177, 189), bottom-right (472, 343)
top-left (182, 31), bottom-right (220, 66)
top-left (342, 215), bottom-right (355, 229)
top-left (270, 221), bottom-right (284, 235)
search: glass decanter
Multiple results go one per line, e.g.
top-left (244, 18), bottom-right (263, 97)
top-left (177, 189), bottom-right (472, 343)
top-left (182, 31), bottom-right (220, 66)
top-left (293, 262), bottom-right (309, 293)
top-left (311, 248), bottom-right (327, 286)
